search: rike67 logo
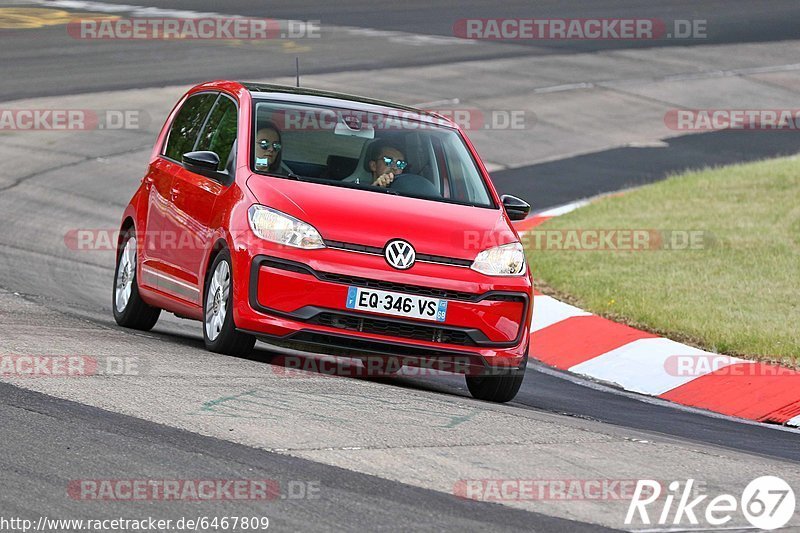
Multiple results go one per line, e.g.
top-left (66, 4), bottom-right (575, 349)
top-left (625, 476), bottom-right (796, 530)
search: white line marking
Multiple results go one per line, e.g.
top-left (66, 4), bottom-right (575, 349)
top-left (414, 98), bottom-right (460, 108)
top-left (570, 338), bottom-right (754, 396)
top-left (342, 27), bottom-right (474, 46)
top-left (534, 82), bottom-right (595, 94)
top-left (35, 0), bottom-right (228, 18)
top-left (531, 295), bottom-right (590, 332)
top-left (536, 199), bottom-right (590, 217)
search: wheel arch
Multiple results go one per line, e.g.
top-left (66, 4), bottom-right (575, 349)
top-left (118, 216), bottom-right (135, 250)
top-left (202, 238), bottom-right (231, 295)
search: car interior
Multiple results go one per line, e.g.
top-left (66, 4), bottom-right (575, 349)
top-left (252, 103), bottom-right (494, 207)
top-left (278, 129), bottom-right (444, 195)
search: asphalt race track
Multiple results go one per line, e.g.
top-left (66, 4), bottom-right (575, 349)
top-left (2, 1), bottom-right (800, 531)
top-left (4, 0), bottom-right (800, 101)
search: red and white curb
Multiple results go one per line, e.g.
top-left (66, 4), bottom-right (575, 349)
top-left (516, 203), bottom-right (800, 428)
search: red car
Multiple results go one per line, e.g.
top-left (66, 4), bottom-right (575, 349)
top-left (113, 81), bottom-right (533, 402)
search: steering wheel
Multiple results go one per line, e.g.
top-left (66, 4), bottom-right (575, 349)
top-left (388, 173), bottom-right (441, 197)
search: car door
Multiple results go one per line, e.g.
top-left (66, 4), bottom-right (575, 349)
top-left (139, 157), bottom-right (175, 292)
top-left (141, 91), bottom-right (217, 304)
top-left (163, 93), bottom-right (238, 305)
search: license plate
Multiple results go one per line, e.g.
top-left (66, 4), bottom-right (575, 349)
top-left (345, 286), bottom-right (447, 322)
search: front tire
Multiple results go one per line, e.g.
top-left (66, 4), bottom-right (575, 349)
top-left (465, 356), bottom-right (527, 403)
top-left (112, 230), bottom-right (161, 331)
top-left (203, 249), bottom-right (255, 356)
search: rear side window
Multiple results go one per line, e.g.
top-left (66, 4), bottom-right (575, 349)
top-left (163, 93), bottom-right (217, 161)
top-left (196, 95), bottom-right (238, 171)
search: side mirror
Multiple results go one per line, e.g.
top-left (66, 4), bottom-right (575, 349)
top-left (182, 151), bottom-right (222, 180)
top-left (501, 194), bottom-right (531, 221)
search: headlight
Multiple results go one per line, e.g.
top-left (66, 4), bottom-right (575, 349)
top-left (248, 205), bottom-right (325, 249)
top-left (470, 242), bottom-right (526, 276)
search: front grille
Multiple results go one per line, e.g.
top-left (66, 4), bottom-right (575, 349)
top-left (415, 252), bottom-right (473, 267)
top-left (316, 272), bottom-right (478, 301)
top-left (324, 240), bottom-right (384, 255)
top-left (310, 312), bottom-right (476, 346)
top-left (259, 257), bottom-right (528, 304)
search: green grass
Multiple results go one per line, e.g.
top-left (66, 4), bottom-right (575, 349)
top-left (527, 155), bottom-right (800, 362)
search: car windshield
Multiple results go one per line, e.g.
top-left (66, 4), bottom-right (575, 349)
top-left (251, 100), bottom-right (496, 208)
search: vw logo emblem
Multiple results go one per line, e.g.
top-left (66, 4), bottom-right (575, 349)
top-left (384, 239), bottom-right (415, 270)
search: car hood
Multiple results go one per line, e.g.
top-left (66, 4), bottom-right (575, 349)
top-left (245, 175), bottom-right (517, 260)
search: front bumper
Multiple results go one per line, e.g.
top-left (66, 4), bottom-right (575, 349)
top-left (232, 248), bottom-right (532, 370)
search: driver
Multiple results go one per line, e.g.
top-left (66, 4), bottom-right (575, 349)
top-left (254, 121), bottom-right (283, 173)
top-left (367, 141), bottom-right (408, 188)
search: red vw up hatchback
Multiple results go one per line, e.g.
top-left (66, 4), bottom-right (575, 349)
top-left (113, 81), bottom-right (533, 402)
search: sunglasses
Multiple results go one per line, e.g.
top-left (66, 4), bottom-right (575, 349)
top-left (259, 140), bottom-right (282, 151)
top-left (381, 156), bottom-right (408, 170)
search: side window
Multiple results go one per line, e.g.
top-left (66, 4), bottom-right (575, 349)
top-left (196, 95), bottom-right (238, 171)
top-left (163, 93), bottom-right (217, 162)
top-left (440, 135), bottom-right (492, 206)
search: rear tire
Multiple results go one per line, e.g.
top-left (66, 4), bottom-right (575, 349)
top-left (112, 229), bottom-right (161, 331)
top-left (203, 249), bottom-right (256, 356)
top-left (465, 356), bottom-right (527, 403)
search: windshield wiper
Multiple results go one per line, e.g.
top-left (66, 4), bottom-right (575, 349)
top-left (269, 172), bottom-right (400, 196)
top-left (285, 171), bottom-right (310, 181)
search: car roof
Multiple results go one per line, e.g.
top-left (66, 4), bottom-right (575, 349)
top-left (239, 81), bottom-right (456, 127)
